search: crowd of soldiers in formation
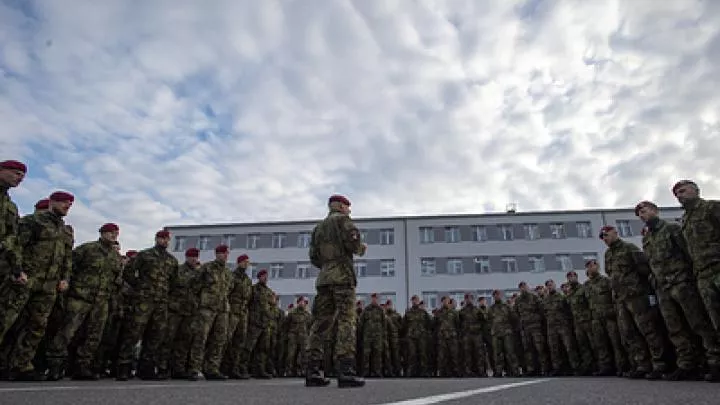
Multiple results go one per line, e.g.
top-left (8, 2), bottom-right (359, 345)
top-left (1, 160), bottom-right (720, 385)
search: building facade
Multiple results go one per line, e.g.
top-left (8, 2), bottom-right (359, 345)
top-left (164, 206), bottom-right (683, 312)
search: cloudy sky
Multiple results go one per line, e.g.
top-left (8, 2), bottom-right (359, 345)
top-left (2, 0), bottom-right (718, 251)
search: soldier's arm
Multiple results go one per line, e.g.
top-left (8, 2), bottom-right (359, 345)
top-left (60, 238), bottom-right (73, 282)
top-left (0, 203), bottom-right (21, 271)
top-left (339, 216), bottom-right (365, 256)
top-left (709, 200), bottom-right (720, 228)
top-left (628, 245), bottom-right (652, 276)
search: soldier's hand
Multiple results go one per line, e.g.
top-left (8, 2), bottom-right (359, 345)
top-left (13, 271), bottom-right (28, 285)
top-left (57, 279), bottom-right (69, 292)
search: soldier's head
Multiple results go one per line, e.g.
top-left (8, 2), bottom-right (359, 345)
top-left (585, 259), bottom-right (600, 277)
top-left (48, 191), bottom-right (74, 217)
top-left (112, 241), bottom-right (121, 254)
top-left (535, 285), bottom-right (545, 296)
top-left (185, 247), bottom-right (200, 266)
top-left (411, 295), bottom-right (419, 306)
top-left (446, 299), bottom-right (454, 309)
top-left (419, 300), bottom-right (425, 309)
top-left (672, 180), bottom-right (699, 205)
top-left (566, 270), bottom-right (578, 284)
top-left (518, 281), bottom-right (528, 292)
top-left (356, 300), bottom-right (364, 308)
top-left (99, 223), bottom-right (120, 243)
top-left (297, 296), bottom-right (306, 308)
top-left (599, 225), bottom-right (618, 245)
top-left (385, 299), bottom-right (393, 309)
top-left (34, 198), bottom-right (49, 213)
top-left (0, 160), bottom-right (26, 188)
top-left (257, 268), bottom-right (268, 284)
top-left (492, 290), bottom-right (502, 301)
top-left (464, 293), bottom-right (473, 304)
top-left (126, 250), bottom-right (138, 260)
top-left (235, 254), bottom-right (250, 269)
top-left (478, 297), bottom-right (487, 307)
top-left (545, 279), bottom-right (555, 291)
top-left (155, 230), bottom-right (171, 248)
top-left (370, 293), bottom-right (378, 304)
top-left (560, 283), bottom-right (570, 294)
top-left (328, 194), bottom-right (351, 215)
top-left (634, 200), bottom-right (659, 223)
top-left (214, 244), bottom-right (229, 263)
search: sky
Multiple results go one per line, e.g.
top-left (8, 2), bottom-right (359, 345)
top-left (1, 0), bottom-right (719, 251)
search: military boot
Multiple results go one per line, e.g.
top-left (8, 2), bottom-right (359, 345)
top-left (337, 359), bottom-right (364, 388)
top-left (305, 360), bottom-right (330, 387)
top-left (115, 364), bottom-right (130, 381)
top-left (46, 362), bottom-right (64, 381)
top-left (72, 366), bottom-right (100, 381)
top-left (705, 365), bottom-right (720, 382)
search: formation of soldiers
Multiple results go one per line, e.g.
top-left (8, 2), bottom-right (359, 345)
top-left (1, 160), bottom-right (719, 386)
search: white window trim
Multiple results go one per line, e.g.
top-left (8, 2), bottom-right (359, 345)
top-left (550, 223), bottom-right (565, 239)
top-left (420, 258), bottom-right (436, 276)
top-left (501, 257), bottom-right (518, 272)
top-left (446, 259), bottom-right (463, 275)
top-left (445, 227), bottom-right (460, 243)
top-left (380, 229), bottom-right (394, 245)
top-left (272, 233), bottom-right (287, 248)
top-left (354, 262), bottom-right (367, 278)
top-left (617, 220), bottom-right (633, 237)
top-left (474, 256), bottom-right (491, 273)
top-left (576, 222), bottom-right (592, 238)
top-left (270, 263), bottom-right (283, 279)
top-left (295, 264), bottom-right (309, 279)
top-left (557, 255), bottom-right (573, 271)
top-left (420, 227), bottom-right (434, 244)
top-left (380, 260), bottom-right (396, 277)
top-left (524, 224), bottom-right (539, 240)
top-left (529, 256), bottom-right (545, 273)
top-left (473, 226), bottom-right (487, 242)
top-left (297, 233), bottom-right (311, 248)
top-left (500, 225), bottom-right (514, 240)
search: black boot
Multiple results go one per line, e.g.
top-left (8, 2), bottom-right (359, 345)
top-left (46, 363), bottom-right (64, 381)
top-left (337, 359), bottom-right (364, 388)
top-left (116, 364), bottom-right (130, 381)
top-left (305, 360), bottom-right (330, 387)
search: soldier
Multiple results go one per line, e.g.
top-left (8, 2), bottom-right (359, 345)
top-left (305, 194), bottom-right (366, 388)
top-left (459, 293), bottom-right (486, 377)
top-left (636, 200), bottom-right (720, 381)
top-left (159, 247), bottom-right (201, 379)
top-left (514, 282), bottom-right (549, 376)
top-left (566, 271), bottom-right (596, 375)
top-left (402, 295), bottom-right (428, 377)
top-left (115, 230), bottom-right (179, 381)
top-left (238, 269), bottom-right (275, 379)
top-left (187, 244), bottom-right (232, 380)
top-left (544, 279), bottom-right (580, 376)
top-left (477, 297), bottom-right (494, 372)
top-left (383, 300), bottom-right (401, 377)
top-left (435, 296), bottom-right (460, 377)
top-left (359, 293), bottom-right (386, 377)
top-left (489, 290), bottom-right (520, 377)
top-left (285, 296), bottom-right (311, 377)
top-left (45, 223), bottom-right (122, 380)
top-left (0, 160), bottom-right (26, 284)
top-left (601, 225), bottom-right (669, 379)
top-left (224, 254), bottom-right (252, 378)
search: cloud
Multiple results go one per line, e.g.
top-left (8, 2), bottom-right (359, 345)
top-left (1, 0), bottom-right (718, 250)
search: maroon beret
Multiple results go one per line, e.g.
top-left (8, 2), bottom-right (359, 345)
top-left (126, 250), bottom-right (138, 258)
top-left (215, 244), bottom-right (229, 253)
top-left (599, 225), bottom-right (615, 238)
top-left (566, 270), bottom-right (577, 277)
top-left (297, 296), bottom-right (305, 303)
top-left (49, 191), bottom-right (74, 203)
top-left (99, 223), bottom-right (119, 233)
top-left (34, 199), bottom-right (49, 210)
top-left (257, 269), bottom-right (268, 277)
top-left (371, 292), bottom-right (377, 297)
top-left (385, 299), bottom-right (392, 305)
top-left (328, 194), bottom-right (351, 206)
top-left (236, 254), bottom-right (249, 263)
top-left (0, 160), bottom-right (27, 173)
top-left (672, 180), bottom-right (697, 195)
top-left (155, 230), bottom-right (170, 238)
top-left (185, 248), bottom-right (200, 257)
top-left (288, 303), bottom-right (294, 309)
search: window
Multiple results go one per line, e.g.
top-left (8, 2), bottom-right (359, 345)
top-left (295, 263), bottom-right (309, 279)
top-left (380, 259), bottom-right (396, 277)
top-left (556, 254), bottom-right (573, 271)
top-left (524, 224), bottom-right (540, 240)
top-left (501, 257), bottom-right (518, 273)
top-left (500, 225), bottom-right (514, 240)
top-left (446, 258), bottom-right (463, 275)
top-left (474, 256), bottom-right (491, 273)
top-left (222, 234), bottom-right (236, 248)
top-left (422, 292), bottom-right (438, 310)
top-left (550, 223), bottom-right (565, 239)
top-left (247, 264), bottom-right (256, 278)
top-left (420, 258), bottom-right (436, 276)
top-left (472, 226), bottom-right (487, 242)
top-left (450, 292), bottom-right (465, 307)
top-left (529, 256), bottom-right (545, 273)
top-left (354, 261), bottom-right (367, 278)
top-left (270, 263), bottom-right (283, 279)
top-left (246, 234), bottom-right (259, 249)
top-left (380, 229), bottom-right (394, 245)
top-left (445, 227), bottom-right (460, 243)
top-left (617, 220), bottom-right (633, 237)
top-left (272, 233), bottom-right (286, 248)
top-left (297, 232), bottom-right (311, 248)
top-left (360, 230), bottom-right (368, 242)
top-left (379, 293), bottom-right (397, 305)
top-left (576, 222), bottom-right (592, 238)
top-left (582, 253), bottom-right (598, 265)
top-left (173, 237), bottom-right (186, 252)
top-left (419, 227), bottom-right (434, 244)
top-left (198, 236), bottom-right (209, 250)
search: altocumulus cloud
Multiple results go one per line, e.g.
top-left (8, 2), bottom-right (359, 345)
top-left (1, 0), bottom-right (719, 250)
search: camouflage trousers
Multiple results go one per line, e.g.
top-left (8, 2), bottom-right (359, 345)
top-left (241, 323), bottom-right (269, 375)
top-left (592, 313), bottom-right (627, 371)
top-left (95, 299), bottom-right (123, 373)
top-left (404, 334), bottom-right (427, 376)
top-left (521, 324), bottom-right (550, 373)
top-left (0, 280), bottom-right (34, 347)
top-left (616, 295), bottom-right (667, 372)
top-left (224, 310), bottom-right (248, 374)
top-left (573, 319), bottom-right (596, 372)
top-left (157, 311), bottom-right (195, 373)
top-left (384, 330), bottom-right (400, 376)
top-left (116, 299), bottom-right (167, 368)
top-left (307, 285), bottom-right (357, 369)
top-left (187, 309), bottom-right (228, 374)
top-left (31, 294), bottom-right (66, 372)
top-left (547, 322), bottom-right (579, 371)
top-left (436, 331), bottom-right (459, 377)
top-left (657, 282), bottom-right (720, 369)
top-left (462, 332), bottom-right (487, 375)
top-left (697, 272), bottom-right (720, 333)
top-left (361, 335), bottom-right (384, 376)
top-left (47, 296), bottom-right (109, 370)
top-left (285, 332), bottom-right (307, 374)
top-left (492, 333), bottom-right (518, 375)
top-left (265, 324), bottom-right (278, 375)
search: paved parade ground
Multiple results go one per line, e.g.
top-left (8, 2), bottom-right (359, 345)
top-left (0, 377), bottom-right (717, 405)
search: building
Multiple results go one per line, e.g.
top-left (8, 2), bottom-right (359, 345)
top-left (164, 206), bottom-right (683, 312)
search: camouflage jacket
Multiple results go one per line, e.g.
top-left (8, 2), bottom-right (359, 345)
top-left (309, 210), bottom-right (365, 287)
top-left (286, 306), bottom-right (311, 336)
top-left (228, 268), bottom-right (252, 314)
top-left (130, 245), bottom-right (179, 301)
top-left (681, 198), bottom-right (720, 279)
top-left (436, 306), bottom-right (459, 337)
top-left (0, 189), bottom-right (21, 278)
top-left (642, 218), bottom-right (694, 290)
top-left (459, 303), bottom-right (484, 334)
top-left (403, 305), bottom-right (429, 339)
top-left (68, 239), bottom-right (122, 302)
top-left (489, 300), bottom-right (515, 337)
top-left (360, 303), bottom-right (386, 339)
top-left (584, 274), bottom-right (615, 320)
top-left (604, 238), bottom-right (652, 300)
top-left (197, 260), bottom-right (232, 313)
top-left (565, 281), bottom-right (592, 323)
top-left (248, 281), bottom-right (275, 328)
top-left (18, 210), bottom-right (72, 292)
top-left (543, 291), bottom-right (573, 327)
top-left (168, 261), bottom-right (201, 315)
top-left (514, 291), bottom-right (544, 327)
top-left (385, 308), bottom-right (402, 333)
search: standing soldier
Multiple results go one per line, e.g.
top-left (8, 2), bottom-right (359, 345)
top-left (636, 200), bottom-right (720, 381)
top-left (225, 254), bottom-right (252, 379)
top-left (383, 300), bottom-right (401, 377)
top-left (601, 225), bottom-right (669, 379)
top-left (402, 295), bottom-right (429, 377)
top-left (489, 290), bottom-right (520, 377)
top-left (459, 293), bottom-right (486, 377)
top-left (514, 282), bottom-right (549, 376)
top-left (115, 230), bottom-right (178, 381)
top-left (305, 194), bottom-right (366, 388)
top-left (238, 269), bottom-right (275, 379)
top-left (435, 296), bottom-right (460, 377)
top-left (285, 297), bottom-right (311, 377)
top-left (543, 279), bottom-right (580, 376)
top-left (478, 297), bottom-right (493, 373)
top-left (45, 223), bottom-right (122, 380)
top-left (565, 271), bottom-right (596, 375)
top-left (359, 293), bottom-right (386, 377)
top-left (0, 160), bottom-right (26, 284)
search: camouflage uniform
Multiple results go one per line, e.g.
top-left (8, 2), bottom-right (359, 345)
top-left (489, 299), bottom-right (519, 376)
top-left (459, 302), bottom-right (487, 376)
top-left (0, 183), bottom-right (21, 283)
top-left (566, 281), bottom-right (596, 374)
top-left (224, 267), bottom-right (252, 377)
top-left (239, 279), bottom-right (275, 377)
top-left (359, 302), bottom-right (385, 376)
top-left (402, 304), bottom-right (429, 377)
top-left (543, 290), bottom-right (580, 374)
top-left (285, 305), bottom-right (311, 376)
top-left (585, 273), bottom-right (627, 374)
top-left (435, 305), bottom-right (460, 377)
top-left (383, 306), bottom-right (401, 376)
top-left (643, 217), bottom-right (720, 374)
top-left (514, 290), bottom-right (549, 375)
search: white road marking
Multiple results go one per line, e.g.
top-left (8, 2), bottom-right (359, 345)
top-left (0, 379), bottom-right (304, 393)
top-left (374, 379), bottom-right (551, 405)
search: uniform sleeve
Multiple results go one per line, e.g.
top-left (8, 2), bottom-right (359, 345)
top-left (709, 200), bottom-right (720, 227)
top-left (0, 203), bottom-right (21, 270)
top-left (339, 215), bottom-right (365, 256)
top-left (60, 239), bottom-right (73, 281)
top-left (628, 244), bottom-right (652, 276)
top-left (15, 216), bottom-right (36, 269)
top-left (308, 225), bottom-right (321, 268)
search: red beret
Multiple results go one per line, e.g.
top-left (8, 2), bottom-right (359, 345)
top-left (370, 293), bottom-right (377, 297)
top-left (599, 225), bottom-right (616, 238)
top-left (236, 254), bottom-right (249, 263)
top-left (328, 194), bottom-right (351, 206)
top-left (0, 160), bottom-right (27, 173)
top-left (126, 250), bottom-right (138, 258)
top-left (385, 299), bottom-right (392, 305)
top-left (672, 180), bottom-right (697, 195)
top-left (185, 248), bottom-right (200, 257)
top-left (634, 200), bottom-right (657, 216)
top-left (215, 244), bottom-right (229, 253)
top-left (99, 223), bottom-right (119, 233)
top-left (34, 199), bottom-right (49, 210)
top-left (464, 293), bottom-right (471, 299)
top-left (49, 191), bottom-right (74, 203)
top-left (288, 303), bottom-right (294, 309)
top-left (155, 230), bottom-right (170, 238)
top-left (257, 269), bottom-right (267, 277)
top-left (566, 271), bottom-right (577, 277)
top-left (296, 296), bottom-right (305, 303)
top-left (411, 295), bottom-right (418, 300)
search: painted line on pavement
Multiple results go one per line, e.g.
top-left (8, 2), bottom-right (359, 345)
top-left (374, 379), bottom-right (551, 405)
top-left (0, 379), bottom-right (304, 393)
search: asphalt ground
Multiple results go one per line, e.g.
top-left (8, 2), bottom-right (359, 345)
top-left (0, 376), bottom-right (716, 405)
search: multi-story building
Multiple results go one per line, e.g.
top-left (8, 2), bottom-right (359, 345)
top-left (164, 206), bottom-right (683, 312)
